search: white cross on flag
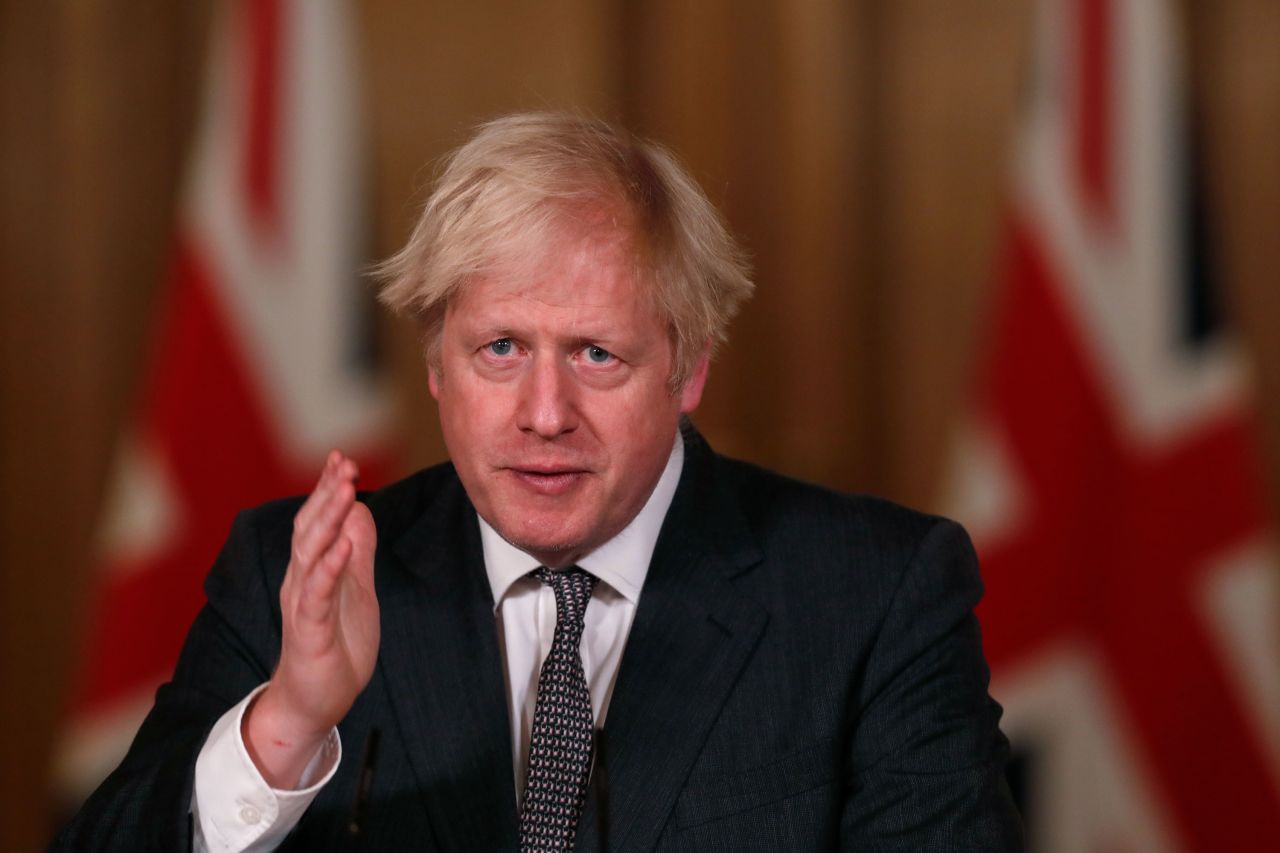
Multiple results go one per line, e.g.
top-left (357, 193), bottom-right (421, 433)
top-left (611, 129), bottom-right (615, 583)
top-left (55, 0), bottom-right (397, 801)
top-left (946, 0), bottom-right (1280, 849)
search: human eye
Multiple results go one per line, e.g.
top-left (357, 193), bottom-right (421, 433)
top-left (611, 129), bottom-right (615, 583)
top-left (486, 338), bottom-right (515, 357)
top-left (583, 344), bottom-right (614, 365)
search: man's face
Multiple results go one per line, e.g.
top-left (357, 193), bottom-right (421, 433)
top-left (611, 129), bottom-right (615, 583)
top-left (429, 222), bottom-right (708, 568)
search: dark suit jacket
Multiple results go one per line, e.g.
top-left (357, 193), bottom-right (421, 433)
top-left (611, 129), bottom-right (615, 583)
top-left (56, 429), bottom-right (1022, 851)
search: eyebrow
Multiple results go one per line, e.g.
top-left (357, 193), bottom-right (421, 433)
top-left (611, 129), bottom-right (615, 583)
top-left (461, 317), bottom-right (623, 343)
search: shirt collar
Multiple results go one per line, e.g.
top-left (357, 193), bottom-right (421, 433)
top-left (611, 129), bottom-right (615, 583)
top-left (478, 432), bottom-right (684, 609)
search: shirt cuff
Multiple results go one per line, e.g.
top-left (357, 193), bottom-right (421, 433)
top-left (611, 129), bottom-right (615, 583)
top-left (192, 684), bottom-right (342, 852)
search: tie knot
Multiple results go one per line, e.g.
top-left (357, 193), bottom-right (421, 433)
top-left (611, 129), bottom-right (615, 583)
top-left (532, 566), bottom-right (596, 629)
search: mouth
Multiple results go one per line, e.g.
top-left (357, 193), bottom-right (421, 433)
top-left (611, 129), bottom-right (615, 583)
top-left (505, 466), bottom-right (591, 496)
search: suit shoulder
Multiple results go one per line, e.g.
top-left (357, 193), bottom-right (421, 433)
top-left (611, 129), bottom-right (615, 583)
top-left (711, 453), bottom-right (969, 568)
top-left (712, 452), bottom-right (944, 529)
top-left (695, 451), bottom-right (982, 649)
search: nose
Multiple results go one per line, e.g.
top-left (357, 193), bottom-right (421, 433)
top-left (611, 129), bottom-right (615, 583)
top-left (516, 354), bottom-right (579, 439)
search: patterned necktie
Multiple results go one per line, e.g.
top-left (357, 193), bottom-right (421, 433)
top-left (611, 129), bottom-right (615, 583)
top-left (519, 566), bottom-right (598, 852)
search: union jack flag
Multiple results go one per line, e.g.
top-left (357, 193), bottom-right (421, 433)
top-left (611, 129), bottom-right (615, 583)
top-left (54, 0), bottom-right (396, 802)
top-left (946, 0), bottom-right (1280, 849)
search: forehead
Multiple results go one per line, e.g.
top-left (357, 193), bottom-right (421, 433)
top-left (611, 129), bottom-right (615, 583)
top-left (448, 219), bottom-right (660, 330)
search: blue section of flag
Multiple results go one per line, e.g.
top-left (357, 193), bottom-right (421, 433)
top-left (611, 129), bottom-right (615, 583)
top-left (1179, 124), bottom-right (1220, 349)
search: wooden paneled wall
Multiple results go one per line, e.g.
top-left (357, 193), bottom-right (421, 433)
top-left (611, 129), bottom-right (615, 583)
top-left (2, 1), bottom-right (1276, 847)
top-left (1, 3), bottom-right (211, 850)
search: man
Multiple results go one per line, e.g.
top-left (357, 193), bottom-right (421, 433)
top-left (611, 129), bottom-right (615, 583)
top-left (57, 113), bottom-right (1022, 850)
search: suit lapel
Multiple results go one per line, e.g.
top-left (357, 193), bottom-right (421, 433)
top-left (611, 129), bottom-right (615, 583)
top-left (577, 429), bottom-right (768, 852)
top-left (372, 471), bottom-right (520, 851)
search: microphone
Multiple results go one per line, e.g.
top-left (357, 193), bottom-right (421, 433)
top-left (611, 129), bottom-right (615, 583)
top-left (347, 727), bottom-right (381, 845)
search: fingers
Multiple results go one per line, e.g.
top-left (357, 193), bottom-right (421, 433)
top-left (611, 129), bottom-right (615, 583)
top-left (286, 451), bottom-right (366, 627)
top-left (294, 451), bottom-right (359, 535)
top-left (295, 479), bottom-right (354, 567)
top-left (293, 451), bottom-right (360, 567)
top-left (297, 534), bottom-right (353, 623)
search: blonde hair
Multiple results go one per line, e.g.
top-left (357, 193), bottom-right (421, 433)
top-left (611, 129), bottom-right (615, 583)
top-left (377, 112), bottom-right (754, 390)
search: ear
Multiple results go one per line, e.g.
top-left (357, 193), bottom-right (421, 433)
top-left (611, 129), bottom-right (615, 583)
top-left (678, 341), bottom-right (712, 413)
top-left (428, 366), bottom-right (442, 400)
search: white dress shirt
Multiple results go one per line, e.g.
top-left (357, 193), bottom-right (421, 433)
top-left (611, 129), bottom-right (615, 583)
top-left (191, 434), bottom-right (683, 852)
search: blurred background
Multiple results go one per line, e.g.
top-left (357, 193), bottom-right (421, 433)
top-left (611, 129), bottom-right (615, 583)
top-left (2, 0), bottom-right (1277, 849)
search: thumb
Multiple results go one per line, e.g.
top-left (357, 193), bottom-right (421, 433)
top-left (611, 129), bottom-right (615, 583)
top-left (342, 502), bottom-right (377, 585)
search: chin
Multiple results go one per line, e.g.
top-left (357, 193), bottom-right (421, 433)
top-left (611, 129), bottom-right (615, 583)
top-left (505, 533), bottom-right (588, 568)
top-left (493, 514), bottom-right (592, 563)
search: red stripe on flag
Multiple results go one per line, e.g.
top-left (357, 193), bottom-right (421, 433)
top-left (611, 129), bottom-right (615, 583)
top-left (244, 0), bottom-right (283, 239)
top-left (1076, 0), bottom-right (1114, 225)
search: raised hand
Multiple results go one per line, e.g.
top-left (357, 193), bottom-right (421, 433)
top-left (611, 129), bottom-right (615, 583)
top-left (243, 450), bottom-right (379, 788)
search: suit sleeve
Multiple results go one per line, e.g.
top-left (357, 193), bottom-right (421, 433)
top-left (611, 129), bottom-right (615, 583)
top-left (52, 509), bottom-right (287, 852)
top-left (840, 517), bottom-right (1024, 851)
